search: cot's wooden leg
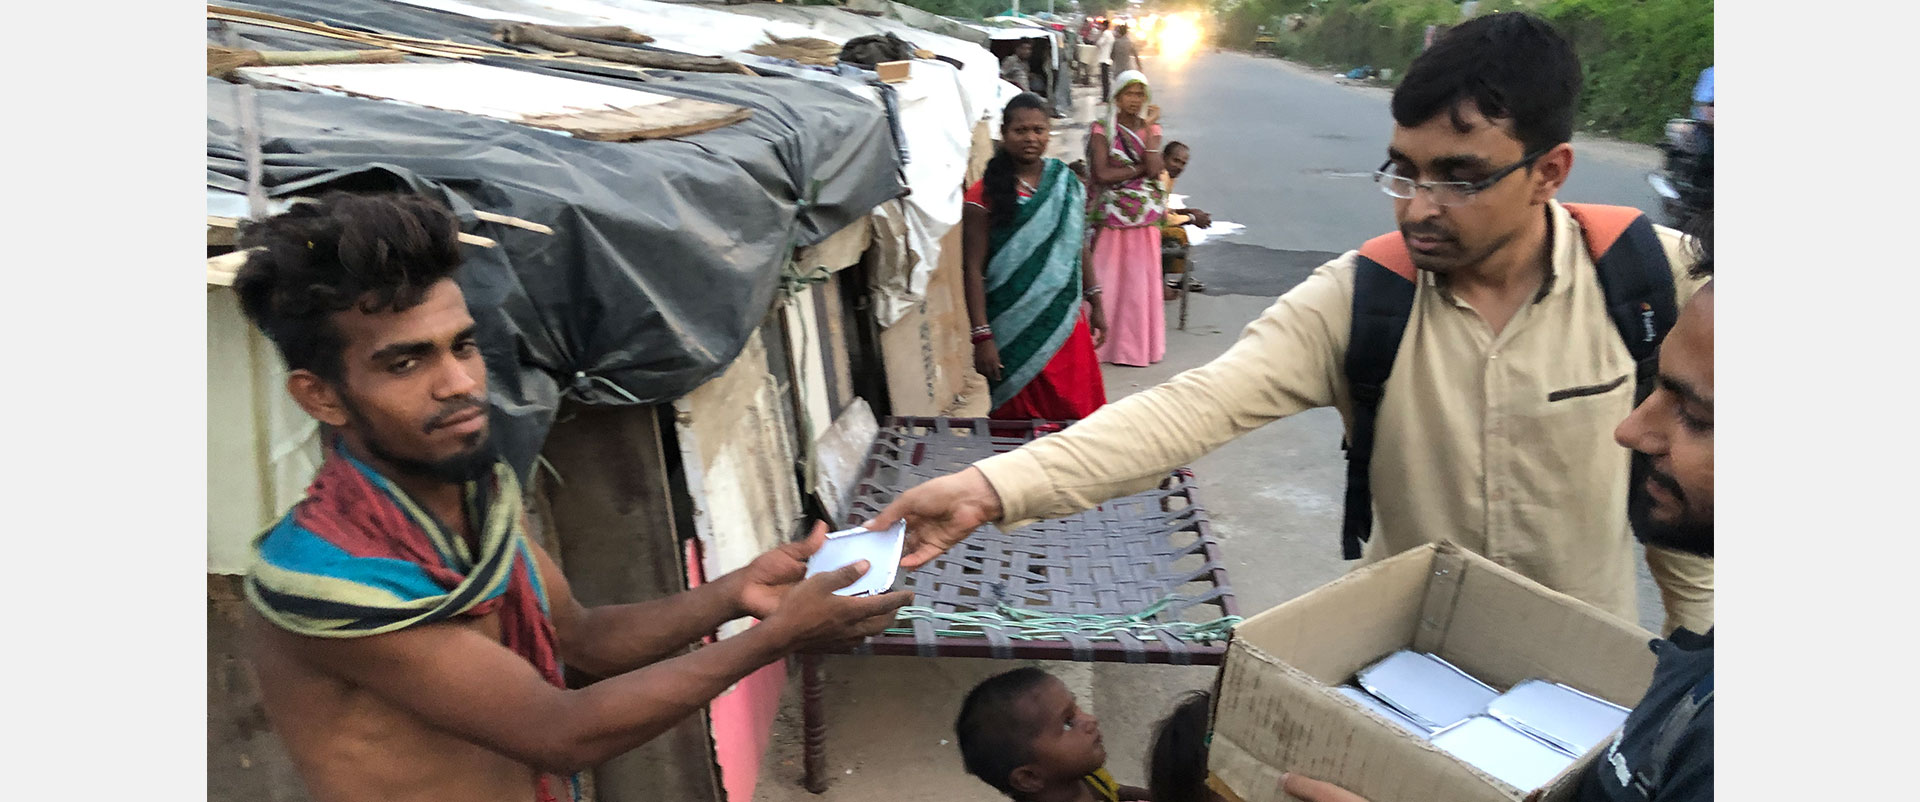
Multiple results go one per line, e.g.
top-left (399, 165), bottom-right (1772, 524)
top-left (1178, 271), bottom-right (1191, 331)
top-left (802, 653), bottom-right (828, 793)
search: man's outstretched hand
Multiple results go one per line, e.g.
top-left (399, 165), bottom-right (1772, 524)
top-left (763, 559), bottom-right (914, 653)
top-left (731, 521), bottom-right (832, 621)
top-left (864, 467), bottom-right (1005, 569)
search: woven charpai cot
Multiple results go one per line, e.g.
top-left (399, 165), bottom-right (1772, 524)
top-left (842, 417), bottom-right (1240, 665)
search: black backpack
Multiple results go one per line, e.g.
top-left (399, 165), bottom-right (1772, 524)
top-left (1339, 204), bottom-right (1678, 559)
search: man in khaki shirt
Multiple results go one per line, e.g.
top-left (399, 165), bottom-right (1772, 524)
top-left (872, 12), bottom-right (1711, 634)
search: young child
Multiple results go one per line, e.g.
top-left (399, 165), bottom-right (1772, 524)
top-left (1146, 691), bottom-right (1229, 802)
top-left (956, 667), bottom-right (1151, 802)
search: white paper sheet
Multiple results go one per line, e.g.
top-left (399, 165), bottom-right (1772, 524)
top-left (1486, 679), bottom-right (1630, 757)
top-left (1183, 220), bottom-right (1244, 247)
top-left (1429, 715), bottom-right (1577, 791)
top-left (804, 520), bottom-right (908, 596)
top-left (1355, 651), bottom-right (1499, 731)
top-left (1335, 685), bottom-right (1432, 737)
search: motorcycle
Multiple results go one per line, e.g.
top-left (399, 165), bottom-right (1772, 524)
top-left (1646, 117), bottom-right (1713, 230)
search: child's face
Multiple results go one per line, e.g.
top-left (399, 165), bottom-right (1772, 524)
top-left (1019, 676), bottom-right (1106, 781)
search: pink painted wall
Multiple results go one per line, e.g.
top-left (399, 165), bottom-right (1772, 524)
top-left (711, 659), bottom-right (787, 802)
top-left (688, 537), bottom-right (788, 802)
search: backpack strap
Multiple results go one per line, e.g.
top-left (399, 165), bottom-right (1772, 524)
top-left (1565, 204), bottom-right (1677, 547)
top-left (1563, 203), bottom-right (1678, 405)
top-left (1340, 233), bottom-right (1418, 560)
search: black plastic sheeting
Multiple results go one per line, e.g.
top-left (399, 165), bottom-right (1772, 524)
top-left (208, 0), bottom-right (907, 476)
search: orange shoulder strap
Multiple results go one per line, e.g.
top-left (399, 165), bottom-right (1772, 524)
top-left (1356, 231), bottom-right (1416, 281)
top-left (1561, 202), bottom-right (1646, 259)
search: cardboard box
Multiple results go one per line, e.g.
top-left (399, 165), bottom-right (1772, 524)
top-left (876, 60), bottom-right (912, 83)
top-left (1208, 543), bottom-right (1658, 802)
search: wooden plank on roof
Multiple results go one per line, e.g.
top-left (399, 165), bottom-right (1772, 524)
top-left (235, 62), bottom-right (752, 141)
top-left (473, 210), bottom-right (555, 235)
top-left (205, 231), bottom-right (495, 286)
top-left (208, 248), bottom-right (253, 287)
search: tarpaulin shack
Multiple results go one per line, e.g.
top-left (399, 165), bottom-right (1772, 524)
top-left (360, 0), bottom-right (1006, 398)
top-left (974, 18), bottom-right (1076, 118)
top-left (206, 2), bottom-right (1000, 801)
top-left (842, 0), bottom-right (993, 47)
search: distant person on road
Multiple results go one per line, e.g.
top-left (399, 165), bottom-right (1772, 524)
top-left (1095, 20), bottom-right (1115, 101)
top-left (869, 12), bottom-right (1714, 637)
top-left (1157, 141), bottom-right (1212, 296)
top-left (1002, 39), bottom-right (1035, 92)
top-left (963, 92), bottom-right (1109, 421)
top-left (1285, 231), bottom-right (1715, 802)
top-left (957, 667), bottom-right (1152, 801)
top-left (1110, 23), bottom-right (1141, 77)
top-left (233, 192), bottom-right (911, 802)
top-left (1085, 70), bottom-right (1168, 367)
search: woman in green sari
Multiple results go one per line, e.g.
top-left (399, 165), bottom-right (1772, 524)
top-left (963, 93), bottom-right (1109, 420)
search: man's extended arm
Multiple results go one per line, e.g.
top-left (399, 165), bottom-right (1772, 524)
top-left (877, 258), bottom-right (1358, 566)
top-left (974, 261), bottom-right (1353, 527)
top-left (261, 557), bottom-right (908, 774)
top-left (539, 524), bottom-right (838, 678)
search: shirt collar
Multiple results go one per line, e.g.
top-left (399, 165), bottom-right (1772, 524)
top-left (1538, 199), bottom-right (1581, 303)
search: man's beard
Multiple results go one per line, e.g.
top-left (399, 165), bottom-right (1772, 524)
top-left (1629, 462), bottom-right (1713, 558)
top-left (1400, 211), bottom-right (1528, 274)
top-left (342, 394), bottom-right (499, 485)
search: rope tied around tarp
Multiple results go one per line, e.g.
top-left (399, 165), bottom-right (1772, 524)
top-left (779, 178), bottom-right (833, 298)
top-left (569, 371), bottom-right (641, 403)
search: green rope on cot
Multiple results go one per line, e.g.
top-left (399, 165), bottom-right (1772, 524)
top-left (882, 599), bottom-right (1242, 644)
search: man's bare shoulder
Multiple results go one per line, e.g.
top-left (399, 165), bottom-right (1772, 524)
top-left (246, 610), bottom-right (540, 802)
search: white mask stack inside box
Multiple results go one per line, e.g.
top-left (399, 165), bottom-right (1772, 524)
top-left (1337, 650), bottom-right (1631, 791)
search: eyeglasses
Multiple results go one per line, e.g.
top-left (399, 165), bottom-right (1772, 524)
top-left (1374, 150), bottom-right (1549, 207)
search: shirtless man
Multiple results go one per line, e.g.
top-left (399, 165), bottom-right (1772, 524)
top-left (233, 192), bottom-right (912, 802)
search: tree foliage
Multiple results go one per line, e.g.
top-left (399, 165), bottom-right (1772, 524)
top-left (1213, 0), bottom-right (1713, 142)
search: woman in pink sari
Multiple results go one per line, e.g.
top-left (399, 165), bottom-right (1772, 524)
top-left (1085, 69), bottom-right (1167, 367)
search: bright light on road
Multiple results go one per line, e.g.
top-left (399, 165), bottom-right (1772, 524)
top-left (1158, 13), bottom-right (1205, 63)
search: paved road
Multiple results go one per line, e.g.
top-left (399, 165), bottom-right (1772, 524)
top-left (755, 51), bottom-right (1675, 802)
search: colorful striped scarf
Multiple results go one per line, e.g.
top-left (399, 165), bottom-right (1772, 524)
top-left (245, 440), bottom-right (577, 802)
top-left (985, 157), bottom-right (1087, 409)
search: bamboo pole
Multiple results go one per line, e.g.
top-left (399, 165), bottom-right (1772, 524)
top-left (534, 25), bottom-right (654, 45)
top-left (208, 44), bottom-right (405, 78)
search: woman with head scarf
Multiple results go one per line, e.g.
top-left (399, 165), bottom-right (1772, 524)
top-left (1084, 70), bottom-right (1167, 366)
top-left (963, 93), bottom-right (1109, 420)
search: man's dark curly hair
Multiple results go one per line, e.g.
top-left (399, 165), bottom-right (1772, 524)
top-left (1392, 12), bottom-right (1582, 157)
top-left (232, 192), bottom-right (464, 384)
top-left (1683, 208), bottom-right (1713, 279)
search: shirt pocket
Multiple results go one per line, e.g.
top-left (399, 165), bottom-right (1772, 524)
top-left (1547, 373), bottom-right (1630, 403)
top-left (1507, 372), bottom-right (1636, 485)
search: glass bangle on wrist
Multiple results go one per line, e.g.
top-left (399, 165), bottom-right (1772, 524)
top-left (971, 325), bottom-right (994, 344)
